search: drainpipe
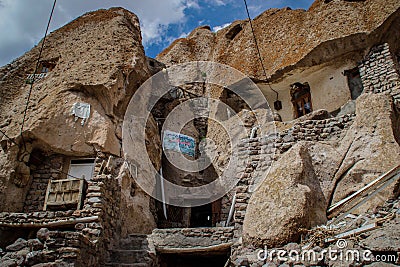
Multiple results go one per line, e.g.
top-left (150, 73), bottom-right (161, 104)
top-left (160, 167), bottom-right (167, 220)
top-left (225, 192), bottom-right (236, 227)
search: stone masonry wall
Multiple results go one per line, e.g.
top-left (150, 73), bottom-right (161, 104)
top-left (230, 113), bottom-right (355, 263)
top-left (0, 163), bottom-right (122, 266)
top-left (234, 114), bottom-right (355, 224)
top-left (23, 155), bottom-right (110, 213)
top-left (23, 154), bottom-right (64, 212)
top-left (0, 229), bottom-right (98, 266)
top-left (151, 227), bottom-right (234, 249)
top-left (359, 43), bottom-right (400, 101)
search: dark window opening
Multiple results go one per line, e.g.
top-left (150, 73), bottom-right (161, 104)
top-left (290, 82), bottom-right (313, 119)
top-left (225, 24), bottom-right (242, 40)
top-left (156, 200), bottom-right (222, 228)
top-left (38, 61), bottom-right (56, 74)
top-left (344, 68), bottom-right (364, 100)
top-left (190, 203), bottom-right (212, 227)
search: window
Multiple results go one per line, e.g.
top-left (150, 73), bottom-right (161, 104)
top-left (290, 82), bottom-right (313, 119)
top-left (38, 61), bottom-right (56, 74)
top-left (68, 159), bottom-right (95, 180)
top-left (344, 68), bottom-right (363, 100)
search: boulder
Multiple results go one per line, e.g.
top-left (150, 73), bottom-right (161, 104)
top-left (243, 143), bottom-right (327, 247)
top-left (27, 239), bottom-right (44, 251)
top-left (6, 238), bottom-right (27, 252)
top-left (36, 228), bottom-right (50, 242)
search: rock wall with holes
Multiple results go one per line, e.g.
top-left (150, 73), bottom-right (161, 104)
top-left (359, 43), bottom-right (400, 100)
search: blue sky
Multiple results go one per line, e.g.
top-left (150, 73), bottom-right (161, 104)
top-left (0, 0), bottom-right (314, 66)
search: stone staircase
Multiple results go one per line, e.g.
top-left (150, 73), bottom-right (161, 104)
top-left (106, 234), bottom-right (155, 267)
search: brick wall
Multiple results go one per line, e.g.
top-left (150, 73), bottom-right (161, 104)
top-left (359, 43), bottom-right (400, 101)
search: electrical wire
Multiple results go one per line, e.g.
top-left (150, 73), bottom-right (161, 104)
top-left (20, 0), bottom-right (57, 151)
top-left (0, 0), bottom-right (82, 180)
top-left (243, 0), bottom-right (279, 100)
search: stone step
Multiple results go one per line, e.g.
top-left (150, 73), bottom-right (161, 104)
top-left (119, 238), bottom-right (147, 250)
top-left (109, 249), bottom-right (150, 264)
top-left (120, 234), bottom-right (149, 250)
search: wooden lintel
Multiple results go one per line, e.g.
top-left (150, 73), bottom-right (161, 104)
top-left (156, 242), bottom-right (233, 254)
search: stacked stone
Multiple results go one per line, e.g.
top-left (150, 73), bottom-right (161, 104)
top-left (274, 114), bottom-right (355, 154)
top-left (234, 137), bottom-right (263, 240)
top-left (230, 114), bottom-right (355, 265)
top-left (79, 173), bottom-right (122, 260)
top-left (1, 160), bottom-right (123, 266)
top-left (24, 155), bottom-right (64, 212)
top-left (0, 210), bottom-right (76, 225)
top-left (359, 43), bottom-right (400, 100)
top-left (151, 227), bottom-right (234, 248)
top-left (0, 228), bottom-right (97, 266)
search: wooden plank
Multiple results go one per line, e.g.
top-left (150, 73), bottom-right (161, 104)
top-left (328, 164), bottom-right (400, 214)
top-left (43, 178), bottom-right (85, 211)
top-left (325, 223), bottom-right (378, 243)
top-left (43, 179), bottom-right (52, 211)
top-left (331, 172), bottom-right (400, 224)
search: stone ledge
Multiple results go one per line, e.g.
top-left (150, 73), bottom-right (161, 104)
top-left (0, 215), bottom-right (98, 228)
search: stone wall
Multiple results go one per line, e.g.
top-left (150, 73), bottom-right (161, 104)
top-left (230, 113), bottom-right (355, 264)
top-left (151, 227), bottom-right (234, 250)
top-left (0, 229), bottom-right (98, 266)
top-left (359, 43), bottom-right (400, 100)
top-left (23, 154), bottom-right (112, 213)
top-left (235, 113), bottom-right (355, 222)
top-left (0, 169), bottom-right (122, 266)
top-left (271, 113), bottom-right (355, 154)
top-left (23, 154), bottom-right (64, 212)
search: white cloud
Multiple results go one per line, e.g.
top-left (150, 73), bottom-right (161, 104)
top-left (205, 0), bottom-right (229, 6)
top-left (0, 0), bottom-right (200, 65)
top-left (212, 22), bottom-right (231, 32)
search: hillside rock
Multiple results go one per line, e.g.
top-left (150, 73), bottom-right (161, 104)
top-left (243, 143), bottom-right (327, 247)
top-left (329, 93), bottom-right (400, 212)
top-left (0, 8), bottom-right (150, 154)
top-left (157, 0), bottom-right (400, 80)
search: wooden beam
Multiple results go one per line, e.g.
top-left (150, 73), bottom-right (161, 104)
top-left (325, 223), bottom-right (378, 243)
top-left (156, 242), bottom-right (233, 254)
top-left (330, 171), bottom-right (400, 224)
top-left (0, 216), bottom-right (98, 228)
top-left (328, 164), bottom-right (400, 215)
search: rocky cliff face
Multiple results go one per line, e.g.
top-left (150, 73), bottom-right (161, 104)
top-left (0, 8), bottom-right (156, 211)
top-left (157, 0), bottom-right (400, 80)
top-left (0, 7), bottom-right (150, 155)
